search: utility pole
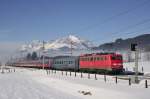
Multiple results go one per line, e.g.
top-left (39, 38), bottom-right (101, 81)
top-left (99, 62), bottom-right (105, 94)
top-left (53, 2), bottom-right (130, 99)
top-left (70, 40), bottom-right (75, 72)
top-left (42, 40), bottom-right (45, 70)
top-left (70, 40), bottom-right (73, 56)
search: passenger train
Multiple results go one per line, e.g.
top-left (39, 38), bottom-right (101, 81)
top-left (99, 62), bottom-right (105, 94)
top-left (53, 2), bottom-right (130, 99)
top-left (7, 53), bottom-right (123, 73)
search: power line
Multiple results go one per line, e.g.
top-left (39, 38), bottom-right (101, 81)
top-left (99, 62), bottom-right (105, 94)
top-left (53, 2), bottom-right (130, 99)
top-left (117, 26), bottom-right (150, 36)
top-left (76, 0), bottom-right (150, 33)
top-left (110, 18), bottom-right (150, 36)
top-left (97, 18), bottom-right (150, 43)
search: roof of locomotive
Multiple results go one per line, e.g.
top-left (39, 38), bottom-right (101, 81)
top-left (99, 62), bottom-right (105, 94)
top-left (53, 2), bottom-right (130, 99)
top-left (80, 53), bottom-right (121, 57)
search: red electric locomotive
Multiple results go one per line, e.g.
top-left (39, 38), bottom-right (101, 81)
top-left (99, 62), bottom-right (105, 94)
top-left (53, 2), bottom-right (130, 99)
top-left (79, 53), bottom-right (123, 72)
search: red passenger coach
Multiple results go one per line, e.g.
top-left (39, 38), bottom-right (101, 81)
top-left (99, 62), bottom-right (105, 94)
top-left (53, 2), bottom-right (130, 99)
top-left (79, 53), bottom-right (123, 72)
top-left (39, 59), bottom-right (53, 69)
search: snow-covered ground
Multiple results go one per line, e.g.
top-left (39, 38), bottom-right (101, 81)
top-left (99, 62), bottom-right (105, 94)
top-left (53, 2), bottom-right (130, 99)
top-left (0, 65), bottom-right (150, 99)
top-left (124, 61), bottom-right (150, 73)
top-left (0, 68), bottom-right (81, 99)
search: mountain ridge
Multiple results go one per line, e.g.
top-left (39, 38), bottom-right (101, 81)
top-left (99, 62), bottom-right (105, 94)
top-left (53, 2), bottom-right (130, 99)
top-left (20, 34), bottom-right (150, 52)
top-left (96, 34), bottom-right (150, 51)
top-left (20, 35), bottom-right (94, 52)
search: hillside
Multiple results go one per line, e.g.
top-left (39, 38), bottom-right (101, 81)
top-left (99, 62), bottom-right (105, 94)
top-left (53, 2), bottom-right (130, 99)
top-left (96, 34), bottom-right (150, 51)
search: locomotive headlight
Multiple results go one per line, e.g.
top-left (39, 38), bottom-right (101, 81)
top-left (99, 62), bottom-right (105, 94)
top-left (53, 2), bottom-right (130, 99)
top-left (113, 63), bottom-right (117, 66)
top-left (113, 63), bottom-right (122, 66)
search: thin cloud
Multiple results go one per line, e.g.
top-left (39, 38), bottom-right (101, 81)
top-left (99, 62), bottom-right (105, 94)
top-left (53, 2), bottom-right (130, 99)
top-left (0, 41), bottom-right (23, 63)
top-left (0, 30), bottom-right (12, 33)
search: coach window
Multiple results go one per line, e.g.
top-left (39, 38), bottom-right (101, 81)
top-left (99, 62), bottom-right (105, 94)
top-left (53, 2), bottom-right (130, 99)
top-left (103, 57), bottom-right (105, 60)
top-left (101, 57), bottom-right (103, 61)
top-left (84, 58), bottom-right (86, 61)
top-left (94, 57), bottom-right (96, 61)
top-left (84, 57), bottom-right (86, 61)
top-left (90, 57), bottom-right (93, 61)
top-left (82, 58), bottom-right (84, 61)
top-left (86, 57), bottom-right (88, 61)
top-left (70, 61), bottom-right (72, 64)
top-left (81, 58), bottom-right (83, 61)
top-left (64, 61), bottom-right (66, 64)
top-left (99, 57), bottom-right (101, 61)
top-left (105, 57), bottom-right (107, 60)
top-left (87, 57), bottom-right (89, 61)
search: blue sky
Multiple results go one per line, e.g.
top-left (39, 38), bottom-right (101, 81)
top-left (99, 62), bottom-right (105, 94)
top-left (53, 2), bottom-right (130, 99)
top-left (0, 0), bottom-right (150, 44)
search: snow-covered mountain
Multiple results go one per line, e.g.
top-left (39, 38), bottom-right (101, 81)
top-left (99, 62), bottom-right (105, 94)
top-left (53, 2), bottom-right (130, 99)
top-left (20, 35), bottom-right (94, 52)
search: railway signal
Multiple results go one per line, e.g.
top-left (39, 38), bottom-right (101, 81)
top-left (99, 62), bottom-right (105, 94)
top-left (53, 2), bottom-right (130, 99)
top-left (131, 43), bottom-right (139, 83)
top-left (131, 43), bottom-right (137, 51)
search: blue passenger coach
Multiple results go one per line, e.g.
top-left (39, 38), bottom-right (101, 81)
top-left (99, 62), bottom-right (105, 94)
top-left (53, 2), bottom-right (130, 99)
top-left (52, 56), bottom-right (79, 70)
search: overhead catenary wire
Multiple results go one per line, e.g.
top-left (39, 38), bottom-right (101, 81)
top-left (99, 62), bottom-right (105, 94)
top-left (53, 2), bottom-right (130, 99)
top-left (108, 18), bottom-right (150, 36)
top-left (59, 18), bottom-right (150, 53)
top-left (87, 17), bottom-right (150, 45)
top-left (116, 26), bottom-right (150, 37)
top-left (76, 0), bottom-right (150, 33)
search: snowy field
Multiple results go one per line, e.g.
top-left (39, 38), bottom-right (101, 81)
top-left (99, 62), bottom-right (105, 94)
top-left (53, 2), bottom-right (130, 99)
top-left (0, 62), bottom-right (150, 99)
top-left (124, 61), bottom-right (150, 73)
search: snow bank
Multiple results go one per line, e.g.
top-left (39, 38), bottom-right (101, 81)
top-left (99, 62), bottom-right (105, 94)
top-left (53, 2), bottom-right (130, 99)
top-left (0, 67), bottom-right (150, 99)
top-left (124, 61), bottom-right (150, 73)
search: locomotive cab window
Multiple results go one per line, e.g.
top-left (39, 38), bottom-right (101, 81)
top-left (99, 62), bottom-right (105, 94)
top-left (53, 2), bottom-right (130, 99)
top-left (111, 56), bottom-right (116, 60)
top-left (111, 56), bottom-right (122, 60)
